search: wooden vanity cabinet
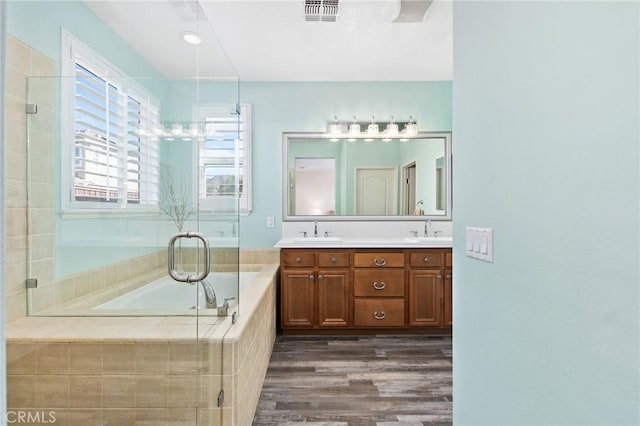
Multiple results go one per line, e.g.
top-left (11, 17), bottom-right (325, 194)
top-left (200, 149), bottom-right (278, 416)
top-left (353, 251), bottom-right (406, 327)
top-left (280, 249), bottom-right (350, 328)
top-left (409, 249), bottom-right (445, 327)
top-left (280, 247), bottom-right (452, 333)
top-left (280, 250), bottom-right (315, 327)
top-left (281, 268), bottom-right (315, 327)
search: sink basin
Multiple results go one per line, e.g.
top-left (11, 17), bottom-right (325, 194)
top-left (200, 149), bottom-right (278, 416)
top-left (292, 236), bottom-right (343, 243)
top-left (404, 236), bottom-right (453, 243)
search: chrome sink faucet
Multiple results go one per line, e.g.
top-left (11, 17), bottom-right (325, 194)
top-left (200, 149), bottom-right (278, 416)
top-left (314, 220), bottom-right (319, 238)
top-left (424, 219), bottom-right (431, 237)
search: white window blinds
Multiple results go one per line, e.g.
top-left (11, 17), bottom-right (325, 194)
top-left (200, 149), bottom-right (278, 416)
top-left (64, 31), bottom-right (159, 211)
top-left (198, 104), bottom-right (252, 214)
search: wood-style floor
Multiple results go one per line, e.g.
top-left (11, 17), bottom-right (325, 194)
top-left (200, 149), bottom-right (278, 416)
top-left (252, 335), bottom-right (452, 425)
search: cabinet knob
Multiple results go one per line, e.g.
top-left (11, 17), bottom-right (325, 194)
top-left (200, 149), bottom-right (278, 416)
top-left (309, 274), bottom-right (314, 280)
top-left (437, 275), bottom-right (443, 280)
top-left (373, 258), bottom-right (387, 267)
top-left (318, 274), bottom-right (324, 280)
top-left (295, 257), bottom-right (302, 263)
top-left (446, 274), bottom-right (452, 279)
top-left (331, 257), bottom-right (337, 263)
top-left (423, 257), bottom-right (431, 263)
top-left (373, 281), bottom-right (386, 290)
top-left (373, 311), bottom-right (386, 320)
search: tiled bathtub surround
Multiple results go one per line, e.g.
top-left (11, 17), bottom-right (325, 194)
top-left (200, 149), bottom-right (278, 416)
top-left (7, 262), bottom-right (278, 425)
top-left (29, 248), bottom-right (279, 315)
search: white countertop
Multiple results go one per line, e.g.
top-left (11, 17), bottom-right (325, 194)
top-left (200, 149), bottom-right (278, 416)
top-left (274, 236), bottom-right (453, 249)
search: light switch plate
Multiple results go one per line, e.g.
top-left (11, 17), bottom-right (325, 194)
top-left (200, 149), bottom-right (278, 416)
top-left (466, 227), bottom-right (493, 262)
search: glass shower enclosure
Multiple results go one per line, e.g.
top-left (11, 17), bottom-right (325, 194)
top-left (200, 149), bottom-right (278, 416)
top-left (13, 0), bottom-right (242, 422)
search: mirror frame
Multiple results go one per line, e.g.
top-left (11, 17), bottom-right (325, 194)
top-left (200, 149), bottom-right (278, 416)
top-left (282, 131), bottom-right (452, 221)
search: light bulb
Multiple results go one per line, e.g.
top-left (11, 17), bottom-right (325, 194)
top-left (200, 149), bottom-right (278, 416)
top-left (386, 116), bottom-right (399, 136)
top-left (367, 115), bottom-right (379, 135)
top-left (329, 115), bottom-right (342, 136)
top-left (349, 116), bottom-right (361, 136)
top-left (404, 115), bottom-right (418, 137)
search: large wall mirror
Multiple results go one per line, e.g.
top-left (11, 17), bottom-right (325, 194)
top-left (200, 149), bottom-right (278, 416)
top-left (283, 132), bottom-right (452, 221)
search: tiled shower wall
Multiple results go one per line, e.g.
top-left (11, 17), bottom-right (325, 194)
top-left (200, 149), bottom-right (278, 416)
top-left (4, 36), bottom-right (55, 322)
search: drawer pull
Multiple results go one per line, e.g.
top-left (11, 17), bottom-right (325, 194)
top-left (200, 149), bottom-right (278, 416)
top-left (373, 258), bottom-right (387, 267)
top-left (309, 274), bottom-right (314, 280)
top-left (373, 311), bottom-right (386, 320)
top-left (423, 257), bottom-right (431, 263)
top-left (373, 281), bottom-right (386, 290)
top-left (331, 257), bottom-right (337, 263)
top-left (295, 257), bottom-right (302, 263)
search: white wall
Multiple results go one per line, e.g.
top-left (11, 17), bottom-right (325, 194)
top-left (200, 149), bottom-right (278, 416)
top-left (452, 2), bottom-right (639, 425)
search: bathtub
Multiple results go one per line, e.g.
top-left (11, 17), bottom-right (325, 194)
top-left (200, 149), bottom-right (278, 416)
top-left (95, 271), bottom-right (257, 311)
top-left (8, 261), bottom-right (279, 425)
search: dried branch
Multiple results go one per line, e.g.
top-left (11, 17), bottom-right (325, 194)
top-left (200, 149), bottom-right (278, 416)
top-left (159, 170), bottom-right (195, 232)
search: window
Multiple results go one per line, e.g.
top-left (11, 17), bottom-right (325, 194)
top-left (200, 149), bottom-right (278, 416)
top-left (62, 31), bottom-right (159, 211)
top-left (197, 104), bottom-right (252, 214)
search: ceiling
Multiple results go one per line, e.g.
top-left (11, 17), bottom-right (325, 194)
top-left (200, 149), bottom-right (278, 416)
top-left (84, 0), bottom-right (452, 81)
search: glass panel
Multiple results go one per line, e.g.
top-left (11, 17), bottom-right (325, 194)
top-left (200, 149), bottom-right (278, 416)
top-left (17, 0), bottom-right (240, 423)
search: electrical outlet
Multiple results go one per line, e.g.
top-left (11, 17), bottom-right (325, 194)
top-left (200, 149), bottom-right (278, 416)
top-left (266, 216), bottom-right (275, 228)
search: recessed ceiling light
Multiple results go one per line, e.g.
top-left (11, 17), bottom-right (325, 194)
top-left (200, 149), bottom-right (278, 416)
top-left (181, 31), bottom-right (201, 45)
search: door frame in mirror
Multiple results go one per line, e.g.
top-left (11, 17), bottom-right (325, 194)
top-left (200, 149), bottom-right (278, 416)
top-left (282, 131), bottom-right (452, 221)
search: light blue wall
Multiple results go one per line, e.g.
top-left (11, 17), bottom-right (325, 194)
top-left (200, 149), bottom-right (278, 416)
top-left (172, 81), bottom-right (453, 248)
top-left (6, 1), bottom-right (164, 82)
top-left (452, 2), bottom-right (639, 425)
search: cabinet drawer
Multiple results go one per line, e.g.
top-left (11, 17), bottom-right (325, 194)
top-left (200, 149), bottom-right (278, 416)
top-left (354, 270), bottom-right (405, 297)
top-left (409, 250), bottom-right (444, 268)
top-left (281, 251), bottom-right (315, 268)
top-left (354, 299), bottom-right (405, 327)
top-left (318, 251), bottom-right (350, 268)
top-left (354, 252), bottom-right (404, 268)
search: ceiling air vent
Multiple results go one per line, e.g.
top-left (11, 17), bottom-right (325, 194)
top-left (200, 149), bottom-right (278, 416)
top-left (304, 0), bottom-right (339, 22)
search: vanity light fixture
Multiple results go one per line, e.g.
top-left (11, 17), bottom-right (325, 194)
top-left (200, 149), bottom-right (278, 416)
top-left (325, 115), bottom-right (418, 141)
top-left (181, 31), bottom-right (202, 45)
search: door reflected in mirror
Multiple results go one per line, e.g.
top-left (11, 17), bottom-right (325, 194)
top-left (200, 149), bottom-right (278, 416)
top-left (293, 158), bottom-right (336, 215)
top-left (283, 132), bottom-right (451, 221)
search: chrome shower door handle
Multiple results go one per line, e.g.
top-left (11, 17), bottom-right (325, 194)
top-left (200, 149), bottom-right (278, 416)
top-left (168, 232), bottom-right (211, 283)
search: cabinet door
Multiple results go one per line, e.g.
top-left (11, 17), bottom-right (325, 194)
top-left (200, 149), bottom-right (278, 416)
top-left (281, 270), bottom-right (315, 327)
top-left (409, 270), bottom-right (443, 327)
top-left (444, 269), bottom-right (452, 326)
top-left (317, 270), bottom-right (350, 327)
